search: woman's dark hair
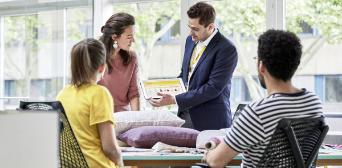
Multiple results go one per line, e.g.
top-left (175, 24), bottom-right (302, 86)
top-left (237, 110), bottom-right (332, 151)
top-left (258, 29), bottom-right (302, 81)
top-left (71, 38), bottom-right (106, 87)
top-left (187, 2), bottom-right (215, 27)
top-left (99, 12), bottom-right (135, 73)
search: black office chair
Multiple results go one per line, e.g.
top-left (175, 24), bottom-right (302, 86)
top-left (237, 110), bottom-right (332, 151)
top-left (19, 101), bottom-right (89, 168)
top-left (257, 117), bottom-right (329, 168)
top-left (193, 117), bottom-right (328, 168)
top-left (19, 101), bottom-right (62, 111)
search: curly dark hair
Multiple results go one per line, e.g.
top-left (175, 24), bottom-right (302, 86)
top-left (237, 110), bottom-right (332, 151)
top-left (258, 29), bottom-right (302, 81)
top-left (187, 2), bottom-right (215, 27)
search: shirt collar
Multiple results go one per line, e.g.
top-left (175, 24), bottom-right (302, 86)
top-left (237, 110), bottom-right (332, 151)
top-left (198, 28), bottom-right (218, 47)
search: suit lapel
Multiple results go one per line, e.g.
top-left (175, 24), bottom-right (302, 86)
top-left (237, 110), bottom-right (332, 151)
top-left (184, 41), bottom-right (196, 82)
top-left (189, 32), bottom-right (221, 82)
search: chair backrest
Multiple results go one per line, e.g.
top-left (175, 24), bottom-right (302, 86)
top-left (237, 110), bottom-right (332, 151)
top-left (19, 101), bottom-right (89, 168)
top-left (19, 101), bottom-right (65, 131)
top-left (19, 101), bottom-right (64, 112)
top-left (258, 117), bottom-right (329, 168)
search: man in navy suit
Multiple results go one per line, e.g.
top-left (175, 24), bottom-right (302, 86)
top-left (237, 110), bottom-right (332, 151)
top-left (149, 2), bottom-right (238, 131)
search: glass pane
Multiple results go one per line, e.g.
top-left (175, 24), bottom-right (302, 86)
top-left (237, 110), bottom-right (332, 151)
top-left (66, 7), bottom-right (93, 83)
top-left (209, 0), bottom-right (267, 109)
top-left (286, 0), bottom-right (342, 112)
top-left (3, 13), bottom-right (64, 107)
top-left (0, 2), bottom-right (93, 110)
top-left (325, 75), bottom-right (342, 103)
top-left (113, 0), bottom-right (181, 79)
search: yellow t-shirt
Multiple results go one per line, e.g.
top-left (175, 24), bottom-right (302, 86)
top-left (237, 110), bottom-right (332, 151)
top-left (57, 84), bottom-right (118, 168)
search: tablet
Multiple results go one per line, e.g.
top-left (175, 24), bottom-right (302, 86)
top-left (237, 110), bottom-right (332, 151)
top-left (140, 78), bottom-right (186, 99)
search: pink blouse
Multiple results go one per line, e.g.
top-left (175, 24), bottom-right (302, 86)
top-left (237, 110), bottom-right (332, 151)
top-left (98, 51), bottom-right (139, 112)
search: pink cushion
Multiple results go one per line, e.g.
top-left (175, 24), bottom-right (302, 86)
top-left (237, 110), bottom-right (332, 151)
top-left (118, 126), bottom-right (199, 148)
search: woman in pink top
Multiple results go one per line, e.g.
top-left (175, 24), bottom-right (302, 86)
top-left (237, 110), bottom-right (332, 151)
top-left (99, 13), bottom-right (140, 112)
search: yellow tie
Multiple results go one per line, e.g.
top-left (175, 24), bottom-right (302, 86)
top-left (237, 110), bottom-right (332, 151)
top-left (190, 45), bottom-right (206, 72)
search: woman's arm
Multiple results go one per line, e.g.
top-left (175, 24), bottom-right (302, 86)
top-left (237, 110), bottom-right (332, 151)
top-left (98, 121), bottom-right (124, 168)
top-left (130, 96), bottom-right (140, 111)
top-left (127, 52), bottom-right (140, 111)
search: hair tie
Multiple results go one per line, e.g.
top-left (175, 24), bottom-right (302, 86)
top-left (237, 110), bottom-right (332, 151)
top-left (101, 25), bottom-right (114, 34)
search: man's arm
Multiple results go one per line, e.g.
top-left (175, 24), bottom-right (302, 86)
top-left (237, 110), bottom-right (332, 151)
top-left (149, 44), bottom-right (237, 109)
top-left (205, 141), bottom-right (239, 168)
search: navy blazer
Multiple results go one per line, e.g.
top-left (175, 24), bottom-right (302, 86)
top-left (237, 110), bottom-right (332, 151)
top-left (176, 31), bottom-right (238, 131)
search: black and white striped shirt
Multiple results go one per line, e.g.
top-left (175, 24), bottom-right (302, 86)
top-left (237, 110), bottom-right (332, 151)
top-left (224, 89), bottom-right (323, 167)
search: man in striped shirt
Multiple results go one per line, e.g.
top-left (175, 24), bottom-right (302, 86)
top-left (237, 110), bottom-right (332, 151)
top-left (204, 29), bottom-right (323, 168)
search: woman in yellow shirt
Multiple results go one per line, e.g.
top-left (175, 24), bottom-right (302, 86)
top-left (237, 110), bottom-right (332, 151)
top-left (57, 38), bottom-right (123, 168)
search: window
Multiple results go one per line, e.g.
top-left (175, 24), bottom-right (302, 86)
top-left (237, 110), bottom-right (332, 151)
top-left (65, 7), bottom-right (93, 83)
top-left (230, 77), bottom-right (253, 109)
top-left (299, 21), bottom-right (315, 35)
top-left (1, 0), bottom-right (340, 113)
top-left (0, 1), bottom-right (92, 110)
top-left (113, 0), bottom-right (181, 79)
top-left (325, 75), bottom-right (342, 103)
top-left (287, 0), bottom-right (342, 112)
top-left (209, 0), bottom-right (267, 107)
top-left (155, 17), bottom-right (180, 42)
